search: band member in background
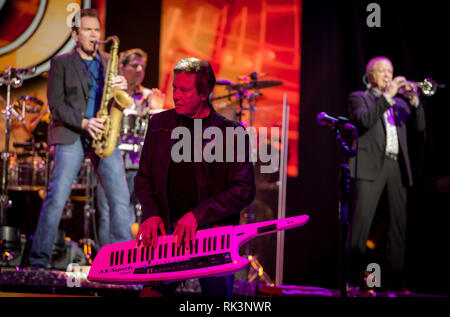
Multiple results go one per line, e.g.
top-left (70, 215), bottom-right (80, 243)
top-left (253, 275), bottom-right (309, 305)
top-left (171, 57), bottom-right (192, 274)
top-left (134, 57), bottom-right (255, 296)
top-left (31, 106), bottom-right (51, 151)
top-left (96, 48), bottom-right (165, 247)
top-left (0, 98), bottom-right (49, 154)
top-left (348, 56), bottom-right (426, 293)
top-left (28, 8), bottom-right (132, 269)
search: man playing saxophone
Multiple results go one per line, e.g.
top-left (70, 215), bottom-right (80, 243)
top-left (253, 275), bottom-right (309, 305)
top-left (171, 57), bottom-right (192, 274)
top-left (96, 48), bottom-right (165, 247)
top-left (28, 8), bottom-right (132, 269)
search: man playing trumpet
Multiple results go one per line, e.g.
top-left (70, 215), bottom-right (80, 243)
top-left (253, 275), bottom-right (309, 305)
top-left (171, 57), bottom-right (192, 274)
top-left (347, 56), bottom-right (426, 294)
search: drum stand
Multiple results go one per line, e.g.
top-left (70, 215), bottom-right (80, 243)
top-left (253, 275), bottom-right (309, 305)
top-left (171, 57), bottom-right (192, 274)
top-left (228, 81), bottom-right (275, 284)
top-left (0, 67), bottom-right (19, 221)
top-left (0, 66), bottom-right (34, 263)
top-left (79, 158), bottom-right (97, 265)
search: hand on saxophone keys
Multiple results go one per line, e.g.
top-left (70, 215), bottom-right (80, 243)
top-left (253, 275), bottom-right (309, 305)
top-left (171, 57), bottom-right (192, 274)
top-left (82, 117), bottom-right (106, 140)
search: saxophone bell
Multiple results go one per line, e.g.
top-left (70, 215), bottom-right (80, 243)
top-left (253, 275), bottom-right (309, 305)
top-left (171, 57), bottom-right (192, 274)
top-left (113, 89), bottom-right (134, 111)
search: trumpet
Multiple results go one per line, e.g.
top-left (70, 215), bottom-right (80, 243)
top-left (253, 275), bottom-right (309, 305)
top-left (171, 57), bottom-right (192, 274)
top-left (399, 78), bottom-right (445, 97)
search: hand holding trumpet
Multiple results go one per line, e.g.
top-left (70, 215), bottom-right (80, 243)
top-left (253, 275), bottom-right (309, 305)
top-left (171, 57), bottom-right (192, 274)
top-left (385, 76), bottom-right (420, 106)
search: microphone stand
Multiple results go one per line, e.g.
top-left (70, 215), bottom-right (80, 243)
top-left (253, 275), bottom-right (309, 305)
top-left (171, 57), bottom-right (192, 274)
top-left (332, 126), bottom-right (356, 298)
top-left (0, 67), bottom-right (23, 223)
top-left (0, 67), bottom-right (23, 262)
top-left (0, 66), bottom-right (35, 264)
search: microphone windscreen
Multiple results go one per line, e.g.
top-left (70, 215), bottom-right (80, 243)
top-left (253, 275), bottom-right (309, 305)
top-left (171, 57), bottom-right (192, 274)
top-left (316, 112), bottom-right (328, 125)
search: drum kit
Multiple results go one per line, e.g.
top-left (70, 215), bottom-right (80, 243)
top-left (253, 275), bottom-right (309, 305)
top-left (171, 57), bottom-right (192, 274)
top-left (0, 95), bottom-right (49, 192)
top-left (212, 71), bottom-right (283, 127)
top-left (117, 107), bottom-right (162, 154)
top-left (0, 78), bottom-right (159, 199)
top-left (0, 64), bottom-right (161, 265)
top-left (1, 66), bottom-right (43, 220)
top-left (212, 72), bottom-right (284, 283)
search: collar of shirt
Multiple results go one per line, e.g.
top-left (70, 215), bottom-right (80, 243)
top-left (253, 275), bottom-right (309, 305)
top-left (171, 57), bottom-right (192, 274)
top-left (130, 84), bottom-right (144, 96)
top-left (370, 87), bottom-right (395, 107)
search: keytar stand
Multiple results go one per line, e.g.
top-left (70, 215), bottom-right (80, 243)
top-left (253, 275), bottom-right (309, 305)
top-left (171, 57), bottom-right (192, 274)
top-left (79, 158), bottom-right (97, 265)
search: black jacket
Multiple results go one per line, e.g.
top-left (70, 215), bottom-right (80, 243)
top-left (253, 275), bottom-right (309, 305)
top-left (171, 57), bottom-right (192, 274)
top-left (348, 89), bottom-right (426, 186)
top-left (46, 49), bottom-right (108, 145)
top-left (134, 108), bottom-right (256, 229)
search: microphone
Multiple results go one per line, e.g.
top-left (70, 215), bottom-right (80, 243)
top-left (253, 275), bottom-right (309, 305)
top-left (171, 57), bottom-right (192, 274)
top-left (316, 112), bottom-right (355, 130)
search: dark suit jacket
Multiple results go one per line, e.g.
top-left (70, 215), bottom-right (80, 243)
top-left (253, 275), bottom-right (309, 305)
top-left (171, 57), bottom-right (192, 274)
top-left (348, 89), bottom-right (426, 186)
top-left (134, 108), bottom-right (256, 230)
top-left (47, 49), bottom-right (108, 145)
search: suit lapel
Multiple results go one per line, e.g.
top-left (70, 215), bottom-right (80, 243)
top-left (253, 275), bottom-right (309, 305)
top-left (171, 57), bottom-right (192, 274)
top-left (160, 112), bottom-right (180, 215)
top-left (393, 102), bottom-right (406, 148)
top-left (392, 103), bottom-right (400, 126)
top-left (366, 89), bottom-right (386, 131)
top-left (71, 50), bottom-right (89, 97)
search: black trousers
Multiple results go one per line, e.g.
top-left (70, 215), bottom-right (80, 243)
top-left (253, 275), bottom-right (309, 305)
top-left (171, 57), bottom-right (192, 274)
top-left (349, 157), bottom-right (407, 288)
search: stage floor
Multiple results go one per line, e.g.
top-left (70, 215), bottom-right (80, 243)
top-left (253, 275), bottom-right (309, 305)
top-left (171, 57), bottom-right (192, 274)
top-left (0, 266), bottom-right (447, 298)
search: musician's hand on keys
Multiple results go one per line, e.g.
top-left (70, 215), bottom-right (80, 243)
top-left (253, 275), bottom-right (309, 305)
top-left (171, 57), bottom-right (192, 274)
top-left (82, 117), bottom-right (105, 140)
top-left (173, 212), bottom-right (198, 248)
top-left (136, 216), bottom-right (166, 248)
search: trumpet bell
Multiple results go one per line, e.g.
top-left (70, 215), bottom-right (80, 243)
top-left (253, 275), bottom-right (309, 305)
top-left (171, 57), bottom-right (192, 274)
top-left (419, 78), bottom-right (438, 97)
top-left (401, 77), bottom-right (445, 98)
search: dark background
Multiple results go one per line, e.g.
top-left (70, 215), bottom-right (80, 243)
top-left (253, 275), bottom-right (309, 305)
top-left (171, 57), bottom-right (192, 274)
top-left (105, 0), bottom-right (450, 295)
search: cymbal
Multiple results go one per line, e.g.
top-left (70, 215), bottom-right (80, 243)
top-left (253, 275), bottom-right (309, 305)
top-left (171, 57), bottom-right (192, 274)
top-left (16, 96), bottom-right (44, 106)
top-left (14, 95), bottom-right (44, 114)
top-left (245, 80), bottom-right (283, 89)
top-left (216, 79), bottom-right (283, 91)
top-left (216, 79), bottom-right (233, 85)
top-left (210, 92), bottom-right (236, 101)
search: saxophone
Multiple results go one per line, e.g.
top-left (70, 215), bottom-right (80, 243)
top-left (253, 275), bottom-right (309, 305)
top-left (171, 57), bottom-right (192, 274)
top-left (93, 36), bottom-right (134, 158)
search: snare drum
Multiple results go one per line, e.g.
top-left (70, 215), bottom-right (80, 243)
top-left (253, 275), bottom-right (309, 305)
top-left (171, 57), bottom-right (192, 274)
top-left (135, 109), bottom-right (164, 139)
top-left (8, 155), bottom-right (47, 191)
top-left (121, 109), bottom-right (139, 136)
top-left (135, 114), bottom-right (149, 139)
